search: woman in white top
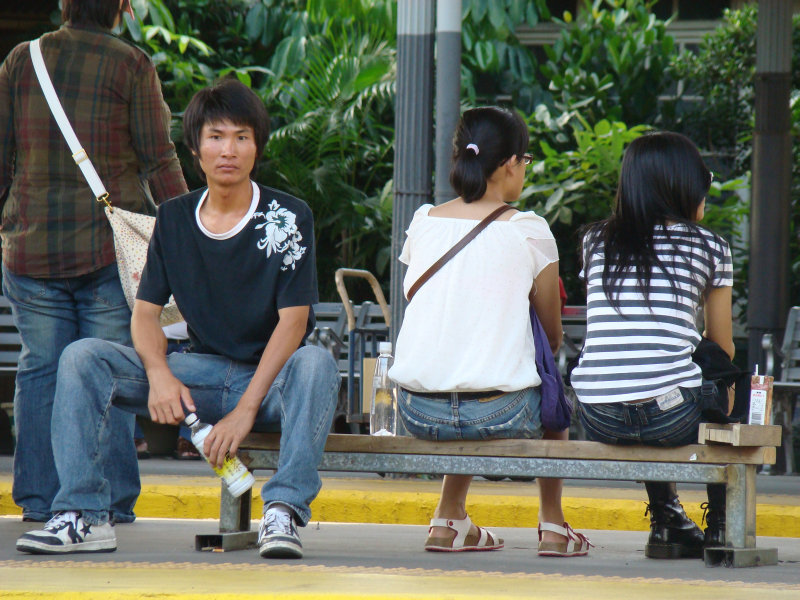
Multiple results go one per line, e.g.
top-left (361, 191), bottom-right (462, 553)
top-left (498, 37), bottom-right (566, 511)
top-left (572, 131), bottom-right (734, 559)
top-left (390, 107), bottom-right (590, 557)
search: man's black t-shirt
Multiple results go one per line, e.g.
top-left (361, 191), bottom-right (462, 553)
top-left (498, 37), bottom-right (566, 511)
top-left (137, 181), bottom-right (318, 363)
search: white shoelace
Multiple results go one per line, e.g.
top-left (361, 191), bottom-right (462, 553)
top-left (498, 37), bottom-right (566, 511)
top-left (44, 511), bottom-right (78, 531)
top-left (263, 509), bottom-right (294, 536)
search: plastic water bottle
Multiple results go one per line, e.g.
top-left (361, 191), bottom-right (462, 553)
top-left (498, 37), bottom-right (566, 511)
top-left (370, 341), bottom-right (396, 436)
top-left (184, 413), bottom-right (255, 497)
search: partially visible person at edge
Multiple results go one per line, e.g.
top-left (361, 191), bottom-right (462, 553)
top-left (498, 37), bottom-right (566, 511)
top-left (15, 78), bottom-right (340, 559)
top-left (389, 107), bottom-right (592, 558)
top-left (571, 131), bottom-right (733, 560)
top-left (0, 0), bottom-right (188, 524)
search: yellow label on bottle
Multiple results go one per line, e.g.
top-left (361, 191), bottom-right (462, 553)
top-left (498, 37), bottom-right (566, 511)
top-left (212, 454), bottom-right (248, 481)
top-left (374, 389), bottom-right (393, 405)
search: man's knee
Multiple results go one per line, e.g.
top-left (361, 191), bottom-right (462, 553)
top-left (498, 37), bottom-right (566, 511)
top-left (292, 345), bottom-right (340, 388)
top-left (58, 338), bottom-right (115, 376)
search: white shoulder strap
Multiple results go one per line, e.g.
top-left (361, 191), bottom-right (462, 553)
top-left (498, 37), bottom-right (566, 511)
top-left (29, 38), bottom-right (109, 203)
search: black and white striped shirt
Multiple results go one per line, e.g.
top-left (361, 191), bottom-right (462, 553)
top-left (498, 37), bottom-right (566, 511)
top-left (571, 224), bottom-right (733, 404)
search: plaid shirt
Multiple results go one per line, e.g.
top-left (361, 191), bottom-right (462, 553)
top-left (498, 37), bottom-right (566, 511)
top-left (0, 23), bottom-right (187, 278)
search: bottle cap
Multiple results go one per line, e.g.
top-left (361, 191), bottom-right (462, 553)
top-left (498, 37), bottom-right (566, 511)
top-left (183, 413), bottom-right (198, 427)
top-left (378, 341), bottom-right (392, 354)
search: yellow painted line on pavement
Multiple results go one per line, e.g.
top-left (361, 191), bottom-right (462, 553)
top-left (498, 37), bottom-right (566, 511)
top-left (2, 480), bottom-right (799, 537)
top-left (1, 561), bottom-right (799, 600)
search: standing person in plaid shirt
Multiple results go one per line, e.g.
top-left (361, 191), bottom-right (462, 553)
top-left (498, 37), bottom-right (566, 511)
top-left (0, 0), bottom-right (187, 524)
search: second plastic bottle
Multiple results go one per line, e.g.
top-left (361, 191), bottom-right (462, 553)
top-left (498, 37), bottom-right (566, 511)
top-left (370, 341), bottom-right (396, 436)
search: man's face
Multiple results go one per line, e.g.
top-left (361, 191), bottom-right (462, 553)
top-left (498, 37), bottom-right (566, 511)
top-left (196, 120), bottom-right (257, 188)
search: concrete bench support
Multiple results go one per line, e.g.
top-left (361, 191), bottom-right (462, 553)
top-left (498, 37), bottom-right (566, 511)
top-left (195, 482), bottom-right (257, 551)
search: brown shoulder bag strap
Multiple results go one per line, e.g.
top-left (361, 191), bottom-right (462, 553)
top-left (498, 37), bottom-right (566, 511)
top-left (406, 204), bottom-right (515, 302)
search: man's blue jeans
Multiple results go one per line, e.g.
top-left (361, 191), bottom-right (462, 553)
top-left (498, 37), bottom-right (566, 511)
top-left (2, 263), bottom-right (140, 522)
top-left (50, 339), bottom-right (340, 526)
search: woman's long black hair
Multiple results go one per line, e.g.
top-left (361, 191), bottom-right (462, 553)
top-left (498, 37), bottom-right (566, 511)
top-left (583, 131), bottom-right (715, 309)
top-left (449, 107), bottom-right (528, 203)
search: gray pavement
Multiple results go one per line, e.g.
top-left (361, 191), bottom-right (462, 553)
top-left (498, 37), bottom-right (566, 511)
top-left (2, 453), bottom-right (799, 598)
top-left (1, 517), bottom-right (799, 584)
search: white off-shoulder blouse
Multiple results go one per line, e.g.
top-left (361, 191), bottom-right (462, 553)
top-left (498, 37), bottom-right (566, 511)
top-left (389, 204), bottom-right (558, 393)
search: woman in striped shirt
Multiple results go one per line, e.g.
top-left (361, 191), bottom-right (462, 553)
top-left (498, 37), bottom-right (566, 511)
top-left (572, 132), bottom-right (733, 559)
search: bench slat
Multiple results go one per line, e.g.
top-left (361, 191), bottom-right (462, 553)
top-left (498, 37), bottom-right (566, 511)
top-left (698, 423), bottom-right (782, 447)
top-left (773, 381), bottom-right (800, 391)
top-left (242, 449), bottom-right (731, 484)
top-left (240, 433), bottom-right (775, 465)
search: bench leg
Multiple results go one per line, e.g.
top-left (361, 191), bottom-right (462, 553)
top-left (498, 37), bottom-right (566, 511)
top-left (781, 396), bottom-right (796, 474)
top-left (704, 464), bottom-right (777, 567)
top-left (195, 480), bottom-right (258, 551)
top-left (764, 392), bottom-right (796, 475)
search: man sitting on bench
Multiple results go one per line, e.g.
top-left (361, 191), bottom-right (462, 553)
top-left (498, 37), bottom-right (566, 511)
top-left (16, 78), bottom-right (340, 559)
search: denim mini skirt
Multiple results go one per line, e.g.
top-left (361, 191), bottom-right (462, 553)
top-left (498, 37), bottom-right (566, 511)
top-left (397, 387), bottom-right (543, 442)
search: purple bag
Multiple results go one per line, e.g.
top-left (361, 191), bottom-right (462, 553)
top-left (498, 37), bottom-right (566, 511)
top-left (530, 306), bottom-right (572, 431)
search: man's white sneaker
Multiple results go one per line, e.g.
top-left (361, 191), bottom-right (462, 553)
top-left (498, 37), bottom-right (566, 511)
top-left (258, 506), bottom-right (303, 559)
top-left (16, 511), bottom-right (116, 554)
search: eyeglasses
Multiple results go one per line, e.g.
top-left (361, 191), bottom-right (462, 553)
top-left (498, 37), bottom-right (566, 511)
top-left (520, 153), bottom-right (533, 166)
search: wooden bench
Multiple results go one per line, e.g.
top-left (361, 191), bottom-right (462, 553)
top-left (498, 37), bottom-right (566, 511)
top-left (762, 305), bottom-right (800, 474)
top-left (198, 424), bottom-right (781, 568)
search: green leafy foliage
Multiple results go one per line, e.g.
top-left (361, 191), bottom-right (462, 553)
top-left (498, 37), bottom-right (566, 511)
top-left (519, 105), bottom-right (748, 304)
top-left (540, 0), bottom-right (675, 126)
top-left (460, 0), bottom-right (549, 112)
top-left (259, 24), bottom-right (396, 295)
top-left (668, 4), bottom-right (800, 170)
top-left (117, 0), bottom-right (795, 311)
top-left (122, 0), bottom-right (396, 299)
top-left (125, 0), bottom-right (217, 111)
top-left (519, 111), bottom-right (648, 301)
top-left (669, 5), bottom-right (800, 309)
top-left (702, 176), bottom-right (751, 312)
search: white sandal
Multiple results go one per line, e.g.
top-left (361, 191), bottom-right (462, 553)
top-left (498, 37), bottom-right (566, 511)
top-left (424, 514), bottom-right (504, 552)
top-left (538, 521), bottom-right (592, 557)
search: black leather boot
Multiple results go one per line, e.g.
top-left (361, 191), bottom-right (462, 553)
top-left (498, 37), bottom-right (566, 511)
top-left (702, 484), bottom-right (726, 547)
top-left (644, 482), bottom-right (705, 559)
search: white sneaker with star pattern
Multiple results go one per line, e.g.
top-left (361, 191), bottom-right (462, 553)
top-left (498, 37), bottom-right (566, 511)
top-left (16, 510), bottom-right (116, 554)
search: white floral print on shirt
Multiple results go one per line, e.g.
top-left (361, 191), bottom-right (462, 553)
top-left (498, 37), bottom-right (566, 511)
top-left (253, 200), bottom-right (307, 271)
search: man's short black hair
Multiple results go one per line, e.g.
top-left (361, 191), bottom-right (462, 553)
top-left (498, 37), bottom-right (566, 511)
top-left (183, 78), bottom-right (271, 180)
top-left (62, 0), bottom-right (129, 29)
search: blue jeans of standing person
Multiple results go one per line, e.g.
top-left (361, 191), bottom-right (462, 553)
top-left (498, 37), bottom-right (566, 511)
top-left (2, 263), bottom-right (140, 523)
top-left (577, 387), bottom-right (702, 447)
top-left (50, 339), bottom-right (340, 526)
top-left (397, 387), bottom-right (543, 441)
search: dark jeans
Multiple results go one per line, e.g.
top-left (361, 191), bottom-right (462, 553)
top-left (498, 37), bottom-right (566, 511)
top-left (579, 387), bottom-right (723, 514)
top-left (578, 387), bottom-right (702, 447)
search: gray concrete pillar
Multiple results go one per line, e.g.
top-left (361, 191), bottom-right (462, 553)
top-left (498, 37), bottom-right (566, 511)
top-left (434, 0), bottom-right (462, 206)
top-left (391, 0), bottom-right (435, 343)
top-left (747, 0), bottom-right (793, 371)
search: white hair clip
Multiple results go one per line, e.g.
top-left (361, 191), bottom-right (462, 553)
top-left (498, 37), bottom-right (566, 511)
top-left (466, 143), bottom-right (479, 155)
